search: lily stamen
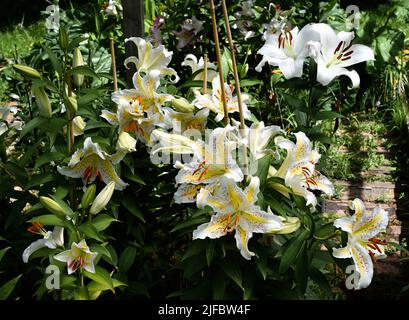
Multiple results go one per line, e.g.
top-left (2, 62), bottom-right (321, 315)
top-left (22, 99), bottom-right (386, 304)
top-left (27, 222), bottom-right (46, 235)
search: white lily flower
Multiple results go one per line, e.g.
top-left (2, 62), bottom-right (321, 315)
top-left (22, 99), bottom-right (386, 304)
top-left (104, 0), bottom-right (118, 16)
top-left (193, 177), bottom-right (282, 260)
top-left (193, 77), bottom-right (251, 122)
top-left (233, 120), bottom-right (282, 160)
top-left (152, 125), bottom-right (243, 185)
top-left (124, 37), bottom-right (179, 82)
top-left (23, 223), bottom-right (64, 263)
top-left (54, 239), bottom-right (97, 274)
top-left (333, 199), bottom-right (389, 289)
top-left (57, 137), bottom-right (128, 190)
top-left (274, 132), bottom-right (334, 208)
top-left (90, 181), bottom-right (116, 215)
top-left (306, 23), bottom-right (374, 88)
top-left (256, 23), bottom-right (318, 77)
top-left (162, 107), bottom-right (209, 133)
top-left (182, 54), bottom-right (218, 94)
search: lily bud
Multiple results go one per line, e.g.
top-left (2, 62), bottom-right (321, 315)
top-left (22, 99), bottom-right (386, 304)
top-left (81, 184), bottom-right (96, 209)
top-left (59, 27), bottom-right (69, 51)
top-left (72, 48), bottom-right (85, 87)
top-left (116, 131), bottom-right (136, 153)
top-left (72, 116), bottom-right (86, 136)
top-left (40, 196), bottom-right (66, 218)
top-left (90, 181), bottom-right (116, 215)
top-left (65, 96), bottom-right (78, 115)
top-left (33, 87), bottom-right (52, 118)
top-left (266, 208), bottom-right (301, 235)
top-left (12, 64), bottom-right (41, 79)
top-left (171, 97), bottom-right (195, 113)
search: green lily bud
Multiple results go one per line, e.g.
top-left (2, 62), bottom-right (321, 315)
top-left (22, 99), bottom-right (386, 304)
top-left (90, 181), bottom-right (116, 215)
top-left (33, 87), bottom-right (52, 118)
top-left (59, 27), bottom-right (69, 51)
top-left (40, 196), bottom-right (66, 218)
top-left (171, 97), bottom-right (195, 113)
top-left (65, 96), bottom-right (78, 115)
top-left (72, 48), bottom-right (85, 87)
top-left (12, 64), bottom-right (42, 79)
top-left (81, 184), bottom-right (96, 210)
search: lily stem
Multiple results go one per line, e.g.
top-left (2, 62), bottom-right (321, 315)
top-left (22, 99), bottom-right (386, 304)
top-left (66, 70), bottom-right (77, 209)
top-left (209, 0), bottom-right (229, 126)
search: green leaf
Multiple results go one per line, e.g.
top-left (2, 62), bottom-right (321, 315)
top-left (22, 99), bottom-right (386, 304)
top-left (42, 45), bottom-right (62, 75)
top-left (71, 65), bottom-right (100, 79)
top-left (295, 110), bottom-right (308, 127)
top-left (282, 93), bottom-right (307, 111)
top-left (25, 173), bottom-right (57, 189)
top-left (295, 245), bottom-right (308, 295)
top-left (92, 214), bottom-right (117, 232)
top-left (220, 260), bottom-right (243, 291)
top-left (118, 246), bottom-right (137, 273)
top-left (221, 48), bottom-right (232, 79)
top-left (34, 152), bottom-right (65, 169)
top-left (87, 278), bottom-right (126, 293)
top-left (79, 222), bottom-right (104, 242)
top-left (255, 155), bottom-right (271, 188)
top-left (255, 256), bottom-right (269, 280)
top-left (60, 275), bottom-right (77, 290)
top-left (279, 229), bottom-right (309, 274)
top-left (123, 169), bottom-right (145, 185)
top-left (179, 80), bottom-right (212, 89)
top-left (121, 197), bottom-right (145, 222)
top-left (212, 271), bottom-right (227, 299)
top-left (170, 216), bottom-right (208, 233)
top-left (182, 240), bottom-right (206, 261)
top-left (0, 275), bottom-right (22, 300)
top-left (19, 117), bottom-right (47, 139)
top-left (315, 111), bottom-right (343, 121)
top-left (74, 286), bottom-right (89, 300)
top-left (90, 244), bottom-right (112, 260)
top-left (28, 214), bottom-right (67, 227)
top-left (240, 79), bottom-right (263, 87)
top-left (206, 241), bottom-right (215, 267)
top-left (83, 266), bottom-right (114, 293)
top-left (0, 247), bottom-right (11, 263)
top-left (314, 223), bottom-right (337, 240)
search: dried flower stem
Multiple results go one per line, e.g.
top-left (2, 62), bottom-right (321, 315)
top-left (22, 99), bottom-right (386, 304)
top-left (221, 0), bottom-right (248, 176)
top-left (110, 37), bottom-right (118, 92)
top-left (209, 0), bottom-right (229, 125)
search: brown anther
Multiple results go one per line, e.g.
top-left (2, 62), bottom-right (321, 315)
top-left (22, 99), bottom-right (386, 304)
top-left (334, 41), bottom-right (344, 54)
top-left (27, 222), bottom-right (44, 234)
top-left (343, 50), bottom-right (353, 57)
top-left (343, 41), bottom-right (353, 52)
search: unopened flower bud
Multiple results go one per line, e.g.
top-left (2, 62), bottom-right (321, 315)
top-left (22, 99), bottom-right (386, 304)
top-left (81, 184), bottom-right (96, 209)
top-left (116, 131), bottom-right (136, 153)
top-left (33, 87), bottom-right (52, 118)
top-left (40, 196), bottom-right (66, 218)
top-left (72, 116), bottom-right (86, 136)
top-left (12, 64), bottom-right (42, 79)
top-left (65, 96), bottom-right (78, 115)
top-left (90, 181), bottom-right (116, 215)
top-left (171, 97), bottom-right (195, 113)
top-left (72, 48), bottom-right (85, 87)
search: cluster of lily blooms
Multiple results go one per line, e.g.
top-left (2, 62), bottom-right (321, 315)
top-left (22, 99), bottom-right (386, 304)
top-left (23, 9), bottom-right (387, 290)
